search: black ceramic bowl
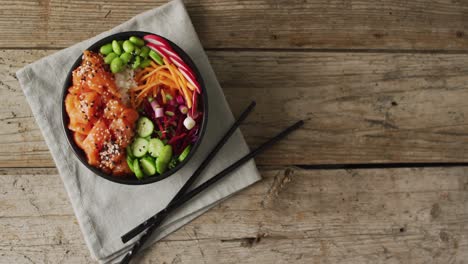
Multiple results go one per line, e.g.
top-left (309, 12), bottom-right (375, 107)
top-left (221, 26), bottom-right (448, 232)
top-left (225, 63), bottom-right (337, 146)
top-left (61, 31), bottom-right (208, 185)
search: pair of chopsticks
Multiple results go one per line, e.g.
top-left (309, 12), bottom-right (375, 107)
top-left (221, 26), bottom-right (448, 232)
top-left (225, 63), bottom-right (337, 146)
top-left (119, 101), bottom-right (304, 263)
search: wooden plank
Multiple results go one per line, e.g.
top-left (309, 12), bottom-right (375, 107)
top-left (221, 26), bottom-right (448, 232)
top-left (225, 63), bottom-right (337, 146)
top-left (1, 0), bottom-right (468, 50)
top-left (3, 50), bottom-right (468, 167)
top-left (1, 167), bottom-right (467, 263)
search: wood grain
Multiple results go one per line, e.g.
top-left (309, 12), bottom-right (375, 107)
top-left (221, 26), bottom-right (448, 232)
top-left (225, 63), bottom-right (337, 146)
top-left (1, 0), bottom-right (468, 50)
top-left (3, 50), bottom-right (468, 167)
top-left (1, 167), bottom-right (467, 263)
top-left (3, 1), bottom-right (468, 263)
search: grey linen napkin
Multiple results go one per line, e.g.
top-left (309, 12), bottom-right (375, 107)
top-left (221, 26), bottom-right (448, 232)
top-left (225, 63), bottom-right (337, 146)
top-left (16, 0), bottom-right (261, 262)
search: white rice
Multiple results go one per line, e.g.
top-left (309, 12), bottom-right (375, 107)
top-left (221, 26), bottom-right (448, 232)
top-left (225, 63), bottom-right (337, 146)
top-left (114, 68), bottom-right (137, 104)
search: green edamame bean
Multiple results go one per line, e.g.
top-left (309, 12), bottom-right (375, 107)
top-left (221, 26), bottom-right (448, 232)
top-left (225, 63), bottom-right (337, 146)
top-left (139, 58), bottom-right (151, 68)
top-left (118, 40), bottom-right (124, 46)
top-left (120, 52), bottom-right (133, 64)
top-left (129, 36), bottom-right (145, 47)
top-left (99, 43), bottom-right (113, 55)
top-left (132, 56), bottom-right (141, 69)
top-left (112, 40), bottom-right (122, 55)
top-left (104, 52), bottom-right (118, 64)
top-left (140, 46), bottom-right (150, 58)
top-left (123, 40), bottom-right (135, 53)
top-left (133, 46), bottom-right (141, 55)
top-left (110, 57), bottom-right (124, 73)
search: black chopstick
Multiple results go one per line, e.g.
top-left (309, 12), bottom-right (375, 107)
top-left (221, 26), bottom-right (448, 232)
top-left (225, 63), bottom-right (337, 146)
top-left (121, 101), bottom-right (256, 244)
top-left (119, 101), bottom-right (256, 264)
top-left (120, 120), bottom-right (304, 264)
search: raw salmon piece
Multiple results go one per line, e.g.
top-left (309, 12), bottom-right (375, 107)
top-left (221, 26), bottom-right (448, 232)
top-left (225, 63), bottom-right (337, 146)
top-left (84, 146), bottom-right (99, 166)
top-left (73, 132), bottom-right (87, 150)
top-left (121, 108), bottom-right (139, 126)
top-left (65, 94), bottom-right (79, 119)
top-left (67, 50), bottom-right (141, 176)
top-left (103, 99), bottom-right (125, 120)
top-left (68, 119), bottom-right (93, 135)
top-left (77, 91), bottom-right (101, 123)
top-left (65, 92), bottom-right (101, 125)
top-left (82, 119), bottom-right (110, 166)
top-left (113, 159), bottom-right (132, 176)
top-left (109, 118), bottom-right (134, 148)
top-left (81, 51), bottom-right (121, 97)
top-left (66, 95), bottom-right (91, 134)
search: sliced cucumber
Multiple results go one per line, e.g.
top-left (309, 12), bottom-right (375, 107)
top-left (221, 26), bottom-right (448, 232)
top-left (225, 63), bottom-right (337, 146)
top-left (159, 145), bottom-right (172, 163)
top-left (133, 159), bottom-right (144, 179)
top-left (132, 137), bottom-right (149, 158)
top-left (149, 50), bottom-right (164, 65)
top-left (168, 157), bottom-right (178, 170)
top-left (140, 156), bottom-right (156, 176)
top-left (143, 155), bottom-right (154, 163)
top-left (156, 159), bottom-right (168, 174)
top-left (126, 145), bottom-right (134, 159)
top-left (136, 117), bottom-right (154, 137)
top-left (156, 145), bottom-right (172, 174)
top-left (126, 155), bottom-right (135, 173)
top-left (178, 145), bottom-right (191, 162)
top-left (148, 138), bottom-right (164, 157)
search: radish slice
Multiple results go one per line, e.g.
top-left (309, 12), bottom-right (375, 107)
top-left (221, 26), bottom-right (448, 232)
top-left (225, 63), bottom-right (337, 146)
top-left (169, 56), bottom-right (188, 70)
top-left (146, 43), bottom-right (168, 59)
top-left (170, 57), bottom-right (196, 79)
top-left (159, 46), bottom-right (183, 61)
top-left (178, 66), bottom-right (197, 84)
top-left (145, 38), bottom-right (167, 47)
top-left (189, 110), bottom-right (199, 120)
top-left (143, 35), bottom-right (171, 49)
top-left (180, 68), bottom-right (201, 93)
top-left (155, 46), bottom-right (197, 80)
top-left (145, 35), bottom-right (201, 93)
top-left (152, 44), bottom-right (196, 80)
top-left (191, 91), bottom-right (198, 116)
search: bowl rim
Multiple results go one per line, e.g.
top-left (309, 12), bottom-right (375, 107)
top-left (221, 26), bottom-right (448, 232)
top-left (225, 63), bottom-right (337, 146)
top-left (61, 31), bottom-right (208, 185)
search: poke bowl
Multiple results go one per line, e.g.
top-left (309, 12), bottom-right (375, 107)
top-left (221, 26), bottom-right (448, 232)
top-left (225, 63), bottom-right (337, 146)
top-left (61, 31), bottom-right (208, 185)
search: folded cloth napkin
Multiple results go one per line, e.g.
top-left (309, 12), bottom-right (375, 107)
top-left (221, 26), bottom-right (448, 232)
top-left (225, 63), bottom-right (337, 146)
top-left (16, 0), bottom-right (261, 262)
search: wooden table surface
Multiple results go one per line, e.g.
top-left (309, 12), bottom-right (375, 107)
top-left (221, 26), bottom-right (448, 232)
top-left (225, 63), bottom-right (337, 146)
top-left (1, 0), bottom-right (468, 263)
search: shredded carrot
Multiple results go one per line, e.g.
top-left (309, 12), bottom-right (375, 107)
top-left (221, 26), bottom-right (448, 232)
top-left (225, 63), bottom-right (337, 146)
top-left (176, 71), bottom-right (188, 88)
top-left (129, 57), bottom-right (195, 108)
top-left (156, 71), bottom-right (174, 80)
top-left (161, 89), bottom-right (167, 104)
top-left (171, 64), bottom-right (192, 108)
top-left (135, 68), bottom-right (151, 80)
top-left (142, 65), bottom-right (168, 80)
top-left (130, 84), bottom-right (149, 92)
top-left (179, 77), bottom-right (192, 108)
top-left (159, 79), bottom-right (177, 88)
top-left (165, 61), bottom-right (183, 88)
top-left (164, 59), bottom-right (192, 107)
top-left (150, 61), bottom-right (159, 68)
top-left (187, 81), bottom-right (196, 91)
